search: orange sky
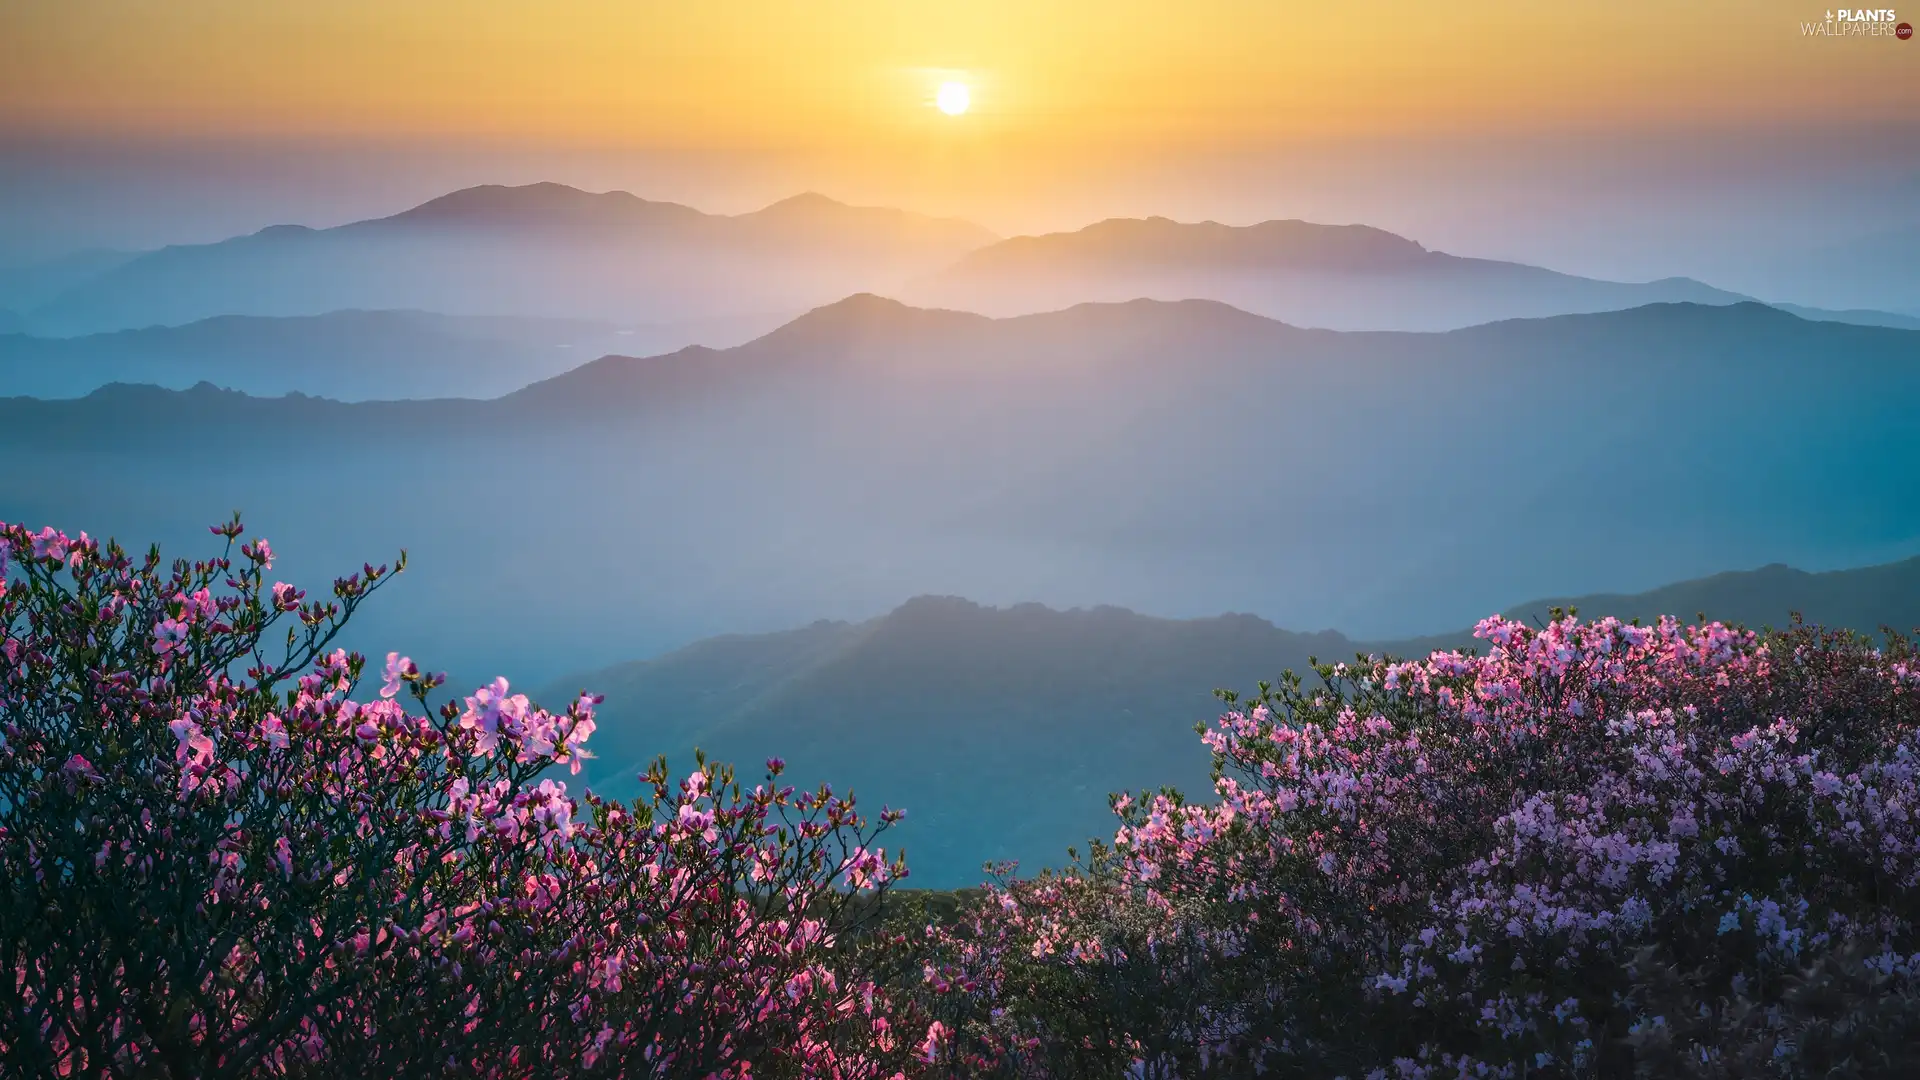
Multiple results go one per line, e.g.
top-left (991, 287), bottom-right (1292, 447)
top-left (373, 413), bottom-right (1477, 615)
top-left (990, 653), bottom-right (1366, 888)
top-left (0, 1), bottom-right (1913, 274)
top-left (4, 1), bottom-right (1913, 150)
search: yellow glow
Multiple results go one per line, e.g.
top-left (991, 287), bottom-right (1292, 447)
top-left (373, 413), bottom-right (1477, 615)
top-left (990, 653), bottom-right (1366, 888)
top-left (0, 0), bottom-right (1909, 236)
top-left (1, 1), bottom-right (1910, 147)
top-left (936, 81), bottom-right (970, 116)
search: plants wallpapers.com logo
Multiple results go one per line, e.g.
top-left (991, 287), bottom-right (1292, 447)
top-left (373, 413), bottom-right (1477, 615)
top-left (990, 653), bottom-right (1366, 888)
top-left (1800, 8), bottom-right (1913, 35)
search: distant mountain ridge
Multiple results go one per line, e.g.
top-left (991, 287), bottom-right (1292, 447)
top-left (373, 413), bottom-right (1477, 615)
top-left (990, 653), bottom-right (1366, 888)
top-left (901, 214), bottom-right (1917, 333)
top-left (0, 248), bottom-right (140, 316)
top-left (0, 308), bottom-right (791, 401)
top-left (24, 184), bottom-right (998, 335)
top-left (374, 182), bottom-right (709, 232)
top-left (12, 191), bottom-right (1912, 339)
top-left (545, 553), bottom-right (1920, 886)
top-left (545, 596), bottom-right (1358, 886)
top-left (0, 310), bottom-right (614, 401)
top-left (1771, 303), bottom-right (1920, 332)
top-left (1, 296), bottom-right (1915, 701)
top-left (366, 184), bottom-right (993, 250)
top-left (1396, 556), bottom-right (1920, 657)
top-left (954, 217), bottom-right (1433, 272)
top-left (19, 288), bottom-right (1908, 406)
top-left (501, 292), bottom-right (1903, 421)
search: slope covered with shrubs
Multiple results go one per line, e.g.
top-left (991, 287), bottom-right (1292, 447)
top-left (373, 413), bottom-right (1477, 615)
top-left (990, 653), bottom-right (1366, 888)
top-left (6, 522), bottom-right (1920, 1078)
top-left (0, 522), bottom-right (921, 1077)
top-left (900, 615), bottom-right (1920, 1077)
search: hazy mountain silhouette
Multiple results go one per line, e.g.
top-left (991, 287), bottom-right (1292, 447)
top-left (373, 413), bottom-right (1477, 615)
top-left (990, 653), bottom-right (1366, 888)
top-left (543, 553), bottom-right (1920, 886)
top-left (1392, 555), bottom-right (1920, 657)
top-left (26, 184), bottom-right (997, 334)
top-left (0, 310), bottom-right (615, 400)
top-left (0, 308), bottom-right (795, 400)
top-left (545, 596), bottom-right (1353, 886)
top-left (0, 248), bottom-right (139, 320)
top-left (1772, 224), bottom-right (1920, 316)
top-left (20, 199), bottom-right (1911, 339)
top-left (903, 216), bottom-right (1808, 331)
top-left (1, 297), bottom-right (1915, 698)
top-left (1769, 303), bottom-right (1920, 332)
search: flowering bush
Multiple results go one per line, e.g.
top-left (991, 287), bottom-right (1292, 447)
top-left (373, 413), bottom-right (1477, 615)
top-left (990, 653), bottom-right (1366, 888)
top-left (907, 613), bottom-right (1920, 1078)
top-left (13, 515), bottom-right (1920, 1079)
top-left (0, 520), bottom-right (916, 1079)
top-left (884, 863), bottom-right (1224, 1079)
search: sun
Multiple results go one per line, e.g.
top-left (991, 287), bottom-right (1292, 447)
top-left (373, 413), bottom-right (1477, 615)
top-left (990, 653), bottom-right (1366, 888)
top-left (935, 81), bottom-right (970, 116)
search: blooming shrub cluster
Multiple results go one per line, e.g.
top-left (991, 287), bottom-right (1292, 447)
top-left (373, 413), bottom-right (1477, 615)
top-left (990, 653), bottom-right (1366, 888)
top-left (903, 613), bottom-right (1920, 1078)
top-left (0, 520), bottom-right (920, 1079)
top-left (11, 515), bottom-right (1920, 1079)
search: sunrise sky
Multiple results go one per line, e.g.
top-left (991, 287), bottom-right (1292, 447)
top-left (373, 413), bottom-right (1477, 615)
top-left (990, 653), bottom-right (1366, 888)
top-left (2, 1), bottom-right (1915, 287)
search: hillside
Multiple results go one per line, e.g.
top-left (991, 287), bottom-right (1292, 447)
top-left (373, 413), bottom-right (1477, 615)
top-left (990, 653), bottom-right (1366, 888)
top-left (545, 597), bottom-right (1355, 886)
top-left (543, 552), bottom-right (1920, 886)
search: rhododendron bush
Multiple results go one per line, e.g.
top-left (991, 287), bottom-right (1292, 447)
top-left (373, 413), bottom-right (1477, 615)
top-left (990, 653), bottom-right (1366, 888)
top-left (12, 516), bottom-right (1920, 1080)
top-left (904, 613), bottom-right (1920, 1077)
top-left (0, 520), bottom-right (916, 1079)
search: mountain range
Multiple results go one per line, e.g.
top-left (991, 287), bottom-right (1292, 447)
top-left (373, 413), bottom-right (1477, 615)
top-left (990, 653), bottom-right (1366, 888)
top-left (0, 248), bottom-right (140, 315)
top-left (899, 215), bottom-right (1917, 332)
top-left (1, 178), bottom-right (1909, 888)
top-left (3, 296), bottom-right (1915, 692)
top-left (543, 553), bottom-right (1920, 886)
top-left (0, 308), bottom-right (791, 400)
top-left (18, 185), bottom-right (996, 336)
top-left (6, 184), bottom-right (1912, 358)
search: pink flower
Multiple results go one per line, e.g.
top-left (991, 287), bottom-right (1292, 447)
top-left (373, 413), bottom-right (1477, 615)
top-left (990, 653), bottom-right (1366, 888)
top-left (520, 710), bottom-right (559, 759)
top-left (243, 538), bottom-right (274, 568)
top-left (379, 652), bottom-right (413, 699)
top-left (917, 1020), bottom-right (948, 1063)
top-left (676, 803), bottom-right (717, 839)
top-left (167, 717), bottom-right (214, 767)
top-left (30, 526), bottom-right (67, 562)
top-left (459, 677), bottom-right (528, 754)
top-left (583, 1025), bottom-right (614, 1069)
top-left (152, 618), bottom-right (190, 656)
top-left (564, 696), bottom-right (599, 751)
top-left (5, 518), bottom-right (924, 1080)
top-left (271, 581), bottom-right (304, 611)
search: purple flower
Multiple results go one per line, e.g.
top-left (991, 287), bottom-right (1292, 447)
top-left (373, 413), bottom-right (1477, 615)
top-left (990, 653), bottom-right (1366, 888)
top-left (379, 652), bottom-right (413, 699)
top-left (152, 619), bottom-right (190, 656)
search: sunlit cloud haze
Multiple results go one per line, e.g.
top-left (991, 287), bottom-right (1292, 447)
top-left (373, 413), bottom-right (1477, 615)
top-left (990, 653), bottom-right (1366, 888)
top-left (2, 0), bottom-right (1916, 300)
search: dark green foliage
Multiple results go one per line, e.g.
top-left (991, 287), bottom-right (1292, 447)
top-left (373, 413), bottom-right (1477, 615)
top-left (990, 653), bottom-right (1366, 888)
top-left (1623, 942), bottom-right (1920, 1078)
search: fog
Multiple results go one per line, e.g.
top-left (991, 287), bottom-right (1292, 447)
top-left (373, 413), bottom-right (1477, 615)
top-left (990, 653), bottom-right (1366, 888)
top-left (3, 126), bottom-right (1916, 313)
top-left (6, 297), bottom-right (1916, 700)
